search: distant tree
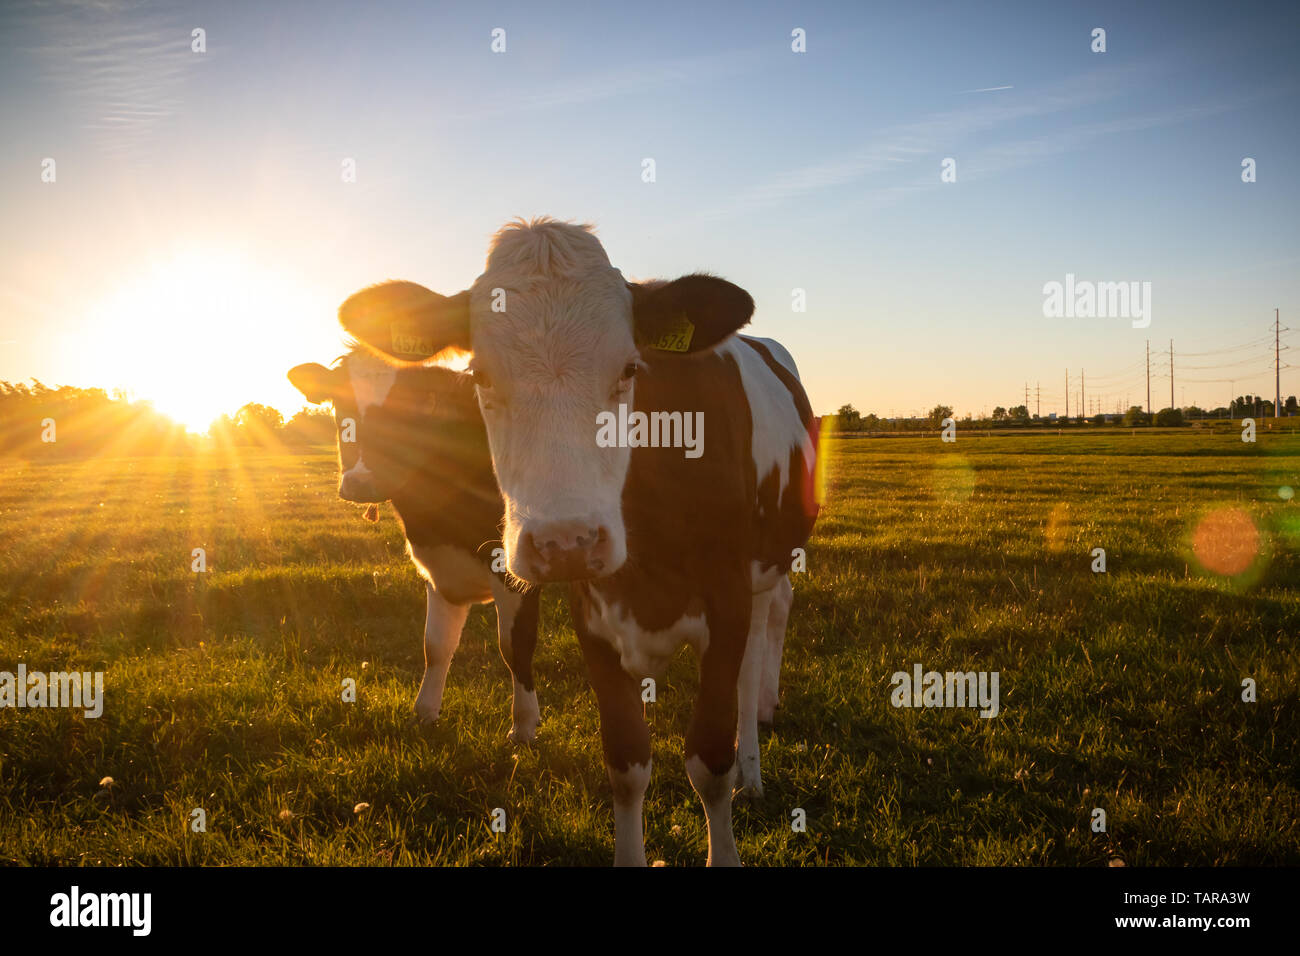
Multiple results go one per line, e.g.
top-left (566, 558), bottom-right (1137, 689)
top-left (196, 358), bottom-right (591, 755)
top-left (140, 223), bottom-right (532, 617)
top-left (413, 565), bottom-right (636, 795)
top-left (1286, 395), bottom-right (1298, 416)
top-left (234, 402), bottom-right (284, 433)
top-left (833, 403), bottom-right (863, 432)
top-left (927, 404), bottom-right (954, 427)
top-left (991, 406), bottom-right (1007, 422)
top-left (0, 378), bottom-right (190, 457)
top-left (1154, 407), bottom-right (1185, 427)
top-left (1090, 412), bottom-right (1107, 426)
top-left (1231, 395), bottom-right (1263, 418)
top-left (282, 407), bottom-right (335, 444)
top-left (1122, 405), bottom-right (1149, 426)
top-left (1010, 405), bottom-right (1030, 422)
top-left (210, 403), bottom-right (285, 446)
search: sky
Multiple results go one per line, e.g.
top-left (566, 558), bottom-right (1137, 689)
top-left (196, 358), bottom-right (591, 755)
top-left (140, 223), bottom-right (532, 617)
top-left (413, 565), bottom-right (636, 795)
top-left (1, 0), bottom-right (1298, 429)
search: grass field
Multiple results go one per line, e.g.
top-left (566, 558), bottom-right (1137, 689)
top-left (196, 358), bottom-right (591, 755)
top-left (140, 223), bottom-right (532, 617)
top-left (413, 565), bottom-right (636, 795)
top-left (2, 429), bottom-right (1298, 865)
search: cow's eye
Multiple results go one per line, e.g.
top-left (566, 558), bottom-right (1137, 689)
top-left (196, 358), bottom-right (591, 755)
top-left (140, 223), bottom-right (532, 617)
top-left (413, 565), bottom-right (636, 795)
top-left (613, 362), bottom-right (639, 398)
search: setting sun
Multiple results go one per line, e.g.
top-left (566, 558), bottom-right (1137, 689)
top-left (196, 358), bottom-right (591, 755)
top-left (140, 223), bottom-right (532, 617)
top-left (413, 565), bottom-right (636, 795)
top-left (70, 248), bottom-right (332, 432)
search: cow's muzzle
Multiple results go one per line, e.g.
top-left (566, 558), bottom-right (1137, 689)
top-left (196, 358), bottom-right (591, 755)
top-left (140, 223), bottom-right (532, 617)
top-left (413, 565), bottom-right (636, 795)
top-left (516, 521), bottom-right (617, 582)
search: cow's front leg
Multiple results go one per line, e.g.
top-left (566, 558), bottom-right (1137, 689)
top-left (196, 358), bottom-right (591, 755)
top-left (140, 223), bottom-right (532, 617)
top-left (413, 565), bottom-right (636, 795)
top-left (575, 606), bottom-right (651, 867)
top-left (686, 584), bottom-right (750, 866)
top-left (413, 584), bottom-right (470, 725)
top-left (492, 583), bottom-right (541, 743)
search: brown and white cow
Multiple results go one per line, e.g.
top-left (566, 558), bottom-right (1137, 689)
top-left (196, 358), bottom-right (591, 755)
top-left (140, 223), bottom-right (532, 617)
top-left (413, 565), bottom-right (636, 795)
top-left (287, 284), bottom-right (541, 743)
top-left (358, 219), bottom-right (818, 865)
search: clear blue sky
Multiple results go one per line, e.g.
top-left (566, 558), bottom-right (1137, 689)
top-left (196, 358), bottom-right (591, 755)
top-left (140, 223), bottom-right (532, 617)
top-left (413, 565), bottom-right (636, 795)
top-left (2, 0), bottom-right (1297, 426)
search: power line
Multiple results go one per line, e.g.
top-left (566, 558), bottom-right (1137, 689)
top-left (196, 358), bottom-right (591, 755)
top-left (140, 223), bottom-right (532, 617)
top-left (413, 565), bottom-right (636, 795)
top-left (1033, 320), bottom-right (1294, 419)
top-left (1082, 357), bottom-right (1147, 383)
top-left (1146, 340), bottom-right (1151, 413)
top-left (1277, 309), bottom-right (1286, 417)
top-left (1177, 336), bottom-right (1275, 358)
top-left (1178, 354), bottom-right (1273, 371)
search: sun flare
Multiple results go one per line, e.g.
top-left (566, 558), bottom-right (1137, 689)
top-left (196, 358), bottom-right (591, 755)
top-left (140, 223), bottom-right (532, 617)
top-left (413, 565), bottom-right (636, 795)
top-left (74, 248), bottom-right (330, 432)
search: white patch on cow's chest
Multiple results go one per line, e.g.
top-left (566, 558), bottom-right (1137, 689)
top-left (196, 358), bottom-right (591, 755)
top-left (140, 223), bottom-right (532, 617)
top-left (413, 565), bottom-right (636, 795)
top-left (409, 544), bottom-right (495, 605)
top-left (582, 588), bottom-right (709, 679)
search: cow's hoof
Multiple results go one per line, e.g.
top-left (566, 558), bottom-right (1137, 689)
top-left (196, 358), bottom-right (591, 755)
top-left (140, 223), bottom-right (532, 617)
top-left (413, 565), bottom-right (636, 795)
top-left (507, 725), bottom-right (538, 745)
top-left (411, 711), bottom-right (440, 730)
top-left (733, 780), bottom-right (764, 801)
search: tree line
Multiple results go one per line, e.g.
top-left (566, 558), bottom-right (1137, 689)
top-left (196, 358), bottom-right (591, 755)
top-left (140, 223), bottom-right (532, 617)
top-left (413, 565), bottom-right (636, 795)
top-left (826, 395), bottom-right (1298, 433)
top-left (6, 378), bottom-right (1296, 457)
top-left (0, 381), bottom-right (334, 458)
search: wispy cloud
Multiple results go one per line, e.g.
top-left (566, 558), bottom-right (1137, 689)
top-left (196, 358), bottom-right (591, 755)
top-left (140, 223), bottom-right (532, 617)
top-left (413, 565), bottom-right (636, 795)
top-left (447, 45), bottom-right (765, 121)
top-left (691, 63), bottom-right (1269, 222)
top-left (959, 97), bottom-right (1255, 183)
top-left (10, 1), bottom-right (200, 159)
top-left (961, 85), bottom-right (1014, 93)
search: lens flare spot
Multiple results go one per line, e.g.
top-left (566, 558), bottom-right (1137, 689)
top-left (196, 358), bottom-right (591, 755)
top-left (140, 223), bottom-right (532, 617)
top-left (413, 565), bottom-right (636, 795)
top-left (1280, 486), bottom-right (1295, 502)
top-left (1276, 505), bottom-right (1300, 543)
top-left (1192, 507), bottom-right (1259, 576)
top-left (814, 419), bottom-right (835, 506)
top-left (932, 455), bottom-right (975, 505)
top-left (1045, 502), bottom-right (1070, 553)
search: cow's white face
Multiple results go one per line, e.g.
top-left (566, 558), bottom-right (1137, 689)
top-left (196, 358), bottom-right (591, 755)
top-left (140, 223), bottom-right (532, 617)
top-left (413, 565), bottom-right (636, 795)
top-left (329, 219), bottom-right (756, 584)
top-left (469, 267), bottom-right (639, 583)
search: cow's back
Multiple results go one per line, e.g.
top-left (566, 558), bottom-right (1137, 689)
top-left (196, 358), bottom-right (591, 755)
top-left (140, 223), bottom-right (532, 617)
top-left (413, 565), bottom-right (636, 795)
top-left (725, 335), bottom-right (818, 584)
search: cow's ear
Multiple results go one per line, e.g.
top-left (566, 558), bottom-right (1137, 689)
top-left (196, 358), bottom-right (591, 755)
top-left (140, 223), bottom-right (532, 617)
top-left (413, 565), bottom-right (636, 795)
top-left (339, 281), bottom-right (471, 359)
top-left (288, 363), bottom-right (342, 404)
top-left (630, 274), bottom-right (754, 354)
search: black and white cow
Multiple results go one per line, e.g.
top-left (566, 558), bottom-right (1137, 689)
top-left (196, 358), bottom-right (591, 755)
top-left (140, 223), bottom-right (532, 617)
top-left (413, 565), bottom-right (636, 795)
top-left (347, 220), bottom-right (819, 866)
top-left (288, 283), bottom-right (541, 743)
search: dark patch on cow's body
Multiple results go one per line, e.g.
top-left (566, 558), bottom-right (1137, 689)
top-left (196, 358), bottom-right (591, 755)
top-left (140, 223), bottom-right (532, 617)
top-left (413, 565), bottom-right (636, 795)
top-left (592, 345), bottom-right (756, 631)
top-left (572, 591), bottom-right (652, 773)
top-left (507, 586), bottom-right (541, 693)
top-left (575, 337), bottom-right (816, 776)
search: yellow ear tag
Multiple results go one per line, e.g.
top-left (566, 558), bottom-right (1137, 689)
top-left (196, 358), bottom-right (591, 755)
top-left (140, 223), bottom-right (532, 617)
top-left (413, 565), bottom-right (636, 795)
top-left (650, 315), bottom-right (695, 353)
top-left (391, 325), bottom-right (436, 357)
